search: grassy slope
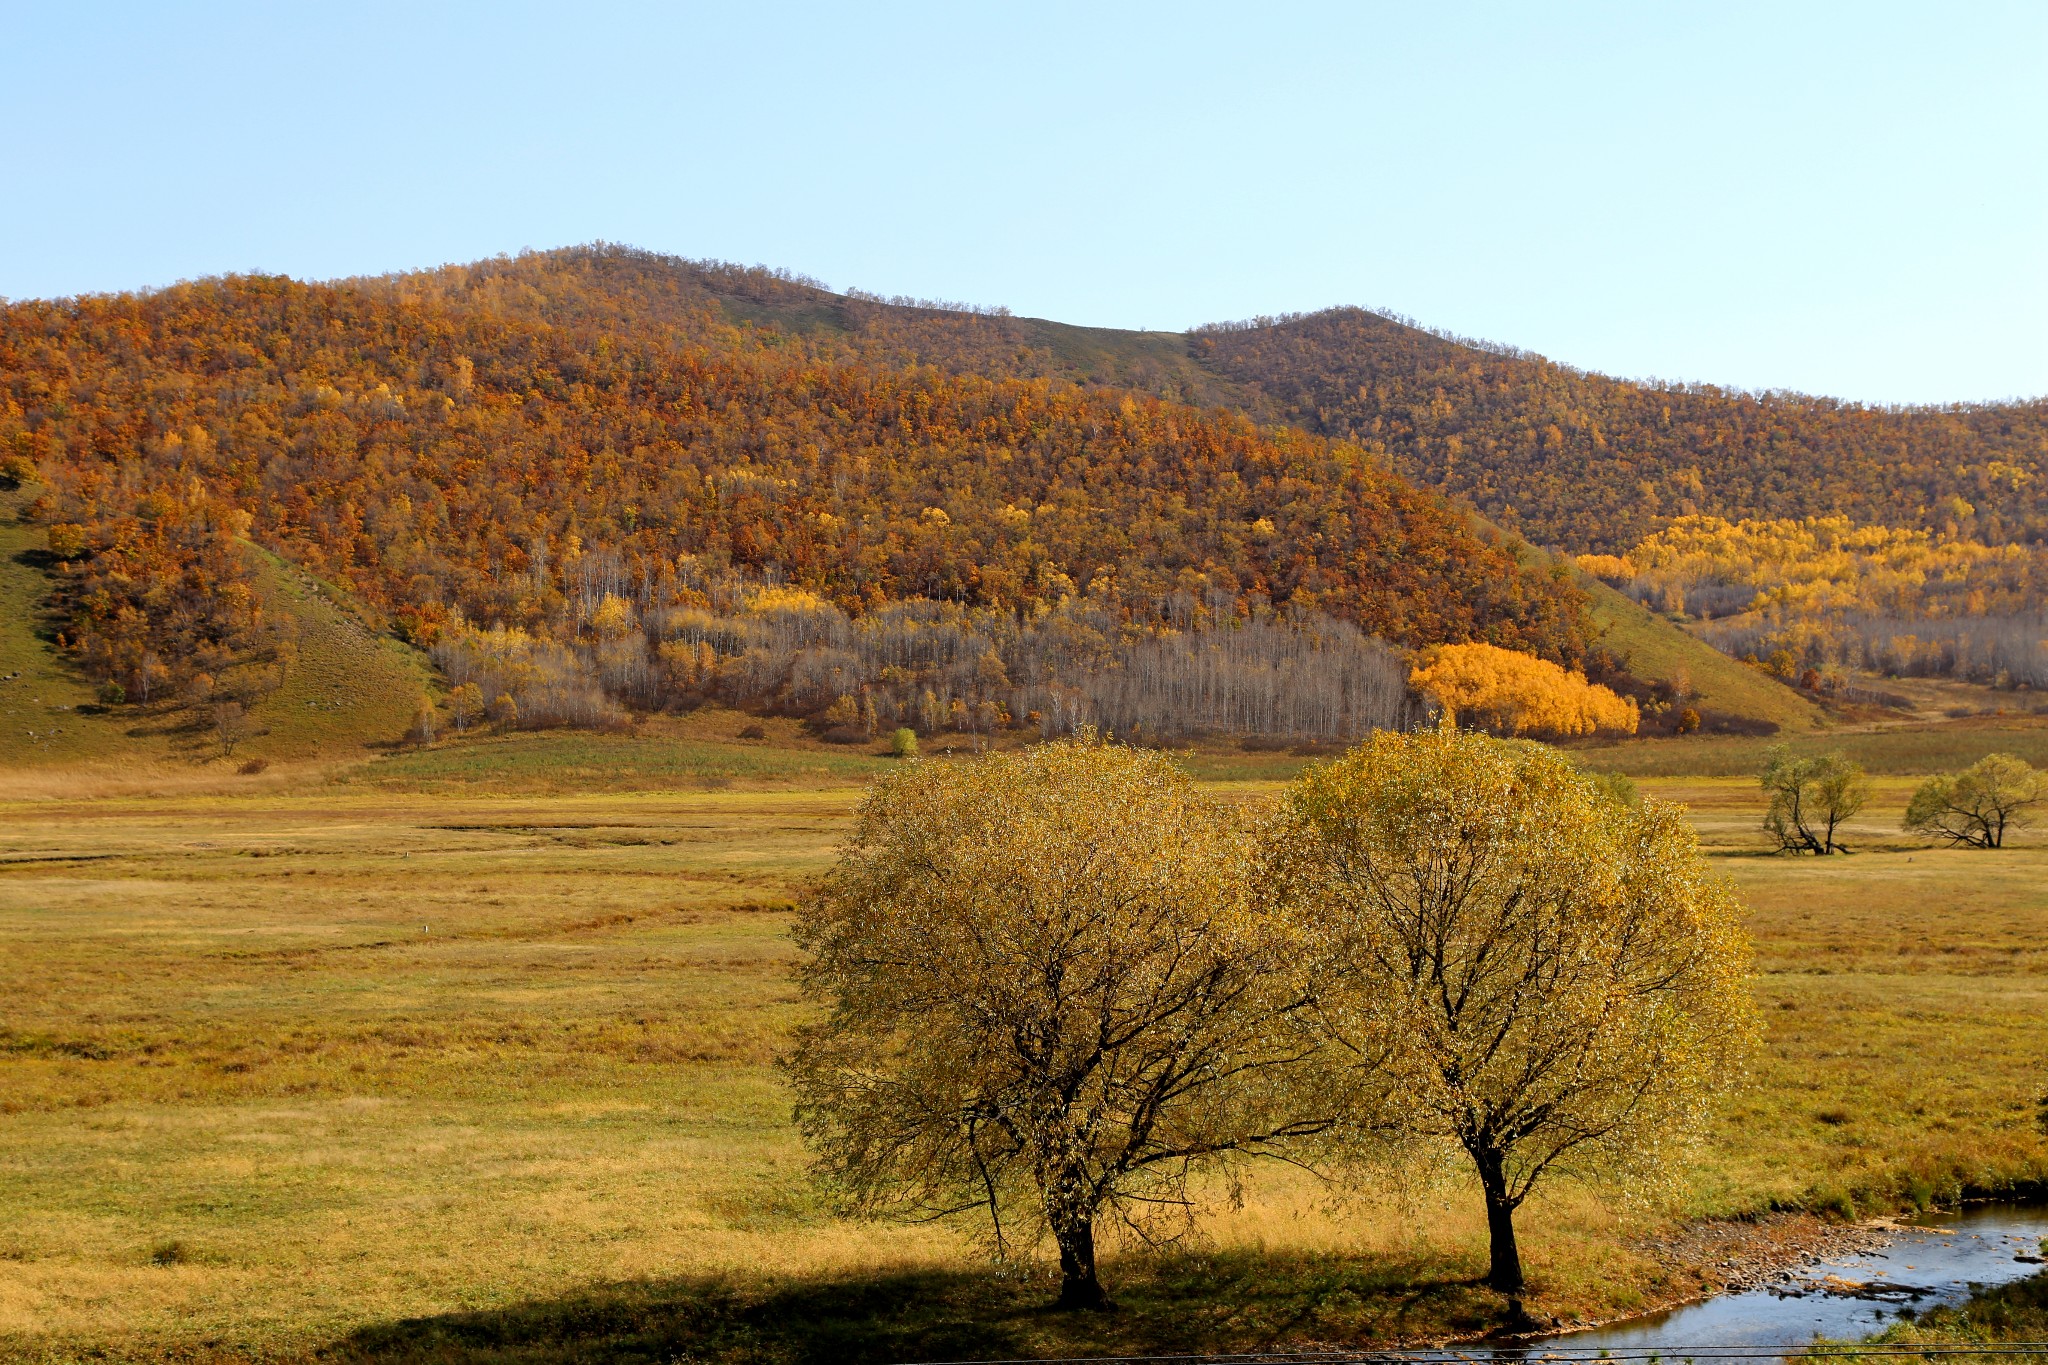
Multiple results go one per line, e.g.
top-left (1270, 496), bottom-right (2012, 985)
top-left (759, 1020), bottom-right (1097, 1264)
top-left (243, 549), bottom-right (436, 763)
top-left (0, 773), bottom-right (2042, 1362)
top-left (1580, 574), bottom-right (1822, 733)
top-left (0, 489), bottom-right (173, 769)
top-left (0, 489), bottom-right (437, 777)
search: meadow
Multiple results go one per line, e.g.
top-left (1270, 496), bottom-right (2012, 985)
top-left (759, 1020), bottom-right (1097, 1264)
top-left (1, 734), bottom-right (2045, 1363)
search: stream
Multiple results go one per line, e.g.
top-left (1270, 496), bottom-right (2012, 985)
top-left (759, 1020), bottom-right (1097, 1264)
top-left (1531, 1202), bottom-right (2048, 1353)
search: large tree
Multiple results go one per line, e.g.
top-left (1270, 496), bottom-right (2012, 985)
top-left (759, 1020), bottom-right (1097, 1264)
top-left (1904, 753), bottom-right (2048, 849)
top-left (1760, 746), bottom-right (1870, 855)
top-left (784, 739), bottom-right (1326, 1310)
top-left (1274, 726), bottom-right (1754, 1305)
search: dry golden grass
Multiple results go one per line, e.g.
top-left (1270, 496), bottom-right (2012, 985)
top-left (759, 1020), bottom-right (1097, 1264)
top-left (0, 768), bottom-right (2042, 1362)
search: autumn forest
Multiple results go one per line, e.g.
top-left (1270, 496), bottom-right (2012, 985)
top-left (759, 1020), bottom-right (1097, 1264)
top-left (4, 244), bottom-right (2044, 746)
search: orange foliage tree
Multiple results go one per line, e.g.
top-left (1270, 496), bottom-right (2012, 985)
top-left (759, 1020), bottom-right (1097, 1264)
top-left (1411, 642), bottom-right (1639, 738)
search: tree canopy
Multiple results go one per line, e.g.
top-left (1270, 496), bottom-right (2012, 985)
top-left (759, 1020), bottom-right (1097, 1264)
top-left (784, 739), bottom-right (1325, 1309)
top-left (1903, 754), bottom-right (2047, 849)
top-left (1273, 726), bottom-right (1755, 1298)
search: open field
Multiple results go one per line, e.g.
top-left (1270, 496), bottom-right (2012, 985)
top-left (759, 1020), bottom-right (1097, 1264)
top-left (1, 748), bottom-right (2044, 1363)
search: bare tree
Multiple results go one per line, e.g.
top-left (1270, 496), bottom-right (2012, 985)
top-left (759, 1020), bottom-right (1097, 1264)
top-left (785, 739), bottom-right (1327, 1309)
top-left (211, 700), bottom-right (247, 758)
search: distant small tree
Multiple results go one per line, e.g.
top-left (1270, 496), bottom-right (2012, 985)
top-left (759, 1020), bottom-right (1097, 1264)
top-left (1275, 726), bottom-right (1754, 1303)
top-left (97, 680), bottom-right (126, 706)
top-left (449, 682), bottom-right (483, 733)
top-left (45, 522), bottom-right (87, 560)
top-left (410, 697), bottom-right (438, 745)
top-left (786, 740), bottom-right (1326, 1310)
top-left (130, 653), bottom-right (160, 704)
top-left (1904, 754), bottom-right (2047, 848)
top-left (888, 727), bottom-right (917, 758)
top-left (211, 700), bottom-right (247, 758)
top-left (0, 452), bottom-right (37, 489)
top-left (589, 592), bottom-right (634, 637)
top-left (1761, 746), bottom-right (1869, 854)
top-left (488, 691), bottom-right (518, 727)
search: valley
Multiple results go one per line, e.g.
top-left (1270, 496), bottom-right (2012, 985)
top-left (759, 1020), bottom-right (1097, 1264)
top-left (1, 747), bottom-right (2043, 1362)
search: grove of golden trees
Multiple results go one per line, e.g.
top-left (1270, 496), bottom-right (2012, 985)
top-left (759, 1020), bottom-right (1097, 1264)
top-left (1580, 516), bottom-right (2048, 691)
top-left (789, 733), bottom-right (1755, 1310)
top-left (1409, 640), bottom-right (1639, 738)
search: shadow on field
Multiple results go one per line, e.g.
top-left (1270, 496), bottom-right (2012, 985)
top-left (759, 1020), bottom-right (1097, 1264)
top-left (322, 1252), bottom-right (1501, 1364)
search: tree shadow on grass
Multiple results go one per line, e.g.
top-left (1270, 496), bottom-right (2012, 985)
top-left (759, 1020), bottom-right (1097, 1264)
top-left (321, 1251), bottom-right (1508, 1365)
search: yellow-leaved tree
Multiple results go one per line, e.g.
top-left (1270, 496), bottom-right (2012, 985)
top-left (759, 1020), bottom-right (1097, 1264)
top-left (784, 739), bottom-right (1327, 1310)
top-left (1273, 725), bottom-right (1754, 1305)
top-left (1410, 641), bottom-right (1638, 737)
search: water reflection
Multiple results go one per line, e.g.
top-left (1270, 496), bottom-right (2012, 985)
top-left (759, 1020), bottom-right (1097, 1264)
top-left (1517, 1203), bottom-right (2048, 1355)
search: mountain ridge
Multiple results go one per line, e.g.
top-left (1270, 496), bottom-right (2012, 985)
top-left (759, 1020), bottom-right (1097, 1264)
top-left (386, 245), bottom-right (2044, 557)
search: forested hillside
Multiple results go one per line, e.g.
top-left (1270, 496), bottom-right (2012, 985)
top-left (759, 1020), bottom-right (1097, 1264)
top-left (378, 247), bottom-right (2048, 558)
top-left (1190, 309), bottom-right (2048, 554)
top-left (0, 269), bottom-right (1590, 746)
top-left (15, 242), bottom-right (2025, 750)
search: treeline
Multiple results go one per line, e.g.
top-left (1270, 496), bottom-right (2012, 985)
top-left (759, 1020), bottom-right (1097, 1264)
top-left (1579, 516), bottom-right (2048, 691)
top-left (1698, 613), bottom-right (2048, 693)
top-left (0, 267), bottom-right (1589, 731)
top-left (432, 584), bottom-right (1420, 744)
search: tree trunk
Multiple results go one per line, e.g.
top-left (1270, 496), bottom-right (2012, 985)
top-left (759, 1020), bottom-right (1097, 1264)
top-left (1476, 1150), bottom-right (1525, 1295)
top-left (1052, 1213), bottom-right (1107, 1310)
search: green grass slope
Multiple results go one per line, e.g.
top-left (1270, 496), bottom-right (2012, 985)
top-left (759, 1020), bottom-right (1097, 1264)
top-left (0, 488), bottom-right (167, 768)
top-left (1, 486), bottom-right (434, 773)
top-left (243, 550), bottom-right (438, 763)
top-left (1581, 574), bottom-right (1822, 733)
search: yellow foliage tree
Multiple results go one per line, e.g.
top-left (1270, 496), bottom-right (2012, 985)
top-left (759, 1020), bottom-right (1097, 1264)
top-left (1274, 727), bottom-right (1754, 1298)
top-left (1410, 642), bottom-right (1638, 737)
top-left (589, 593), bottom-right (635, 637)
top-left (785, 739), bottom-right (1325, 1309)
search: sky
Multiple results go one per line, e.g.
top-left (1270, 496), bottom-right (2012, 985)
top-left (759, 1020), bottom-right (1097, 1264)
top-left (4, 2), bottom-right (2043, 405)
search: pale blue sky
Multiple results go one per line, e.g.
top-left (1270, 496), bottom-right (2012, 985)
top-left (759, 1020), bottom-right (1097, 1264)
top-left (5, 2), bottom-right (2042, 404)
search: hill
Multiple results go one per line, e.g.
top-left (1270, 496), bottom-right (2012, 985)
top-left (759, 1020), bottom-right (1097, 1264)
top-left (0, 268), bottom-right (1593, 758)
top-left (0, 484), bottom-right (432, 774)
top-left (1189, 308), bottom-right (2048, 554)
top-left (386, 247), bottom-right (2048, 557)
top-left (17, 242), bottom-right (2018, 760)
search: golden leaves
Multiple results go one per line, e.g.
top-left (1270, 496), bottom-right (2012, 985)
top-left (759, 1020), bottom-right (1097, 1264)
top-left (1410, 641), bottom-right (1638, 737)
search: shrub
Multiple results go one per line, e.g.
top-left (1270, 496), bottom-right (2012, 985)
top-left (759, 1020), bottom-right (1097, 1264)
top-left (888, 727), bottom-right (917, 758)
top-left (737, 723), bottom-right (766, 741)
